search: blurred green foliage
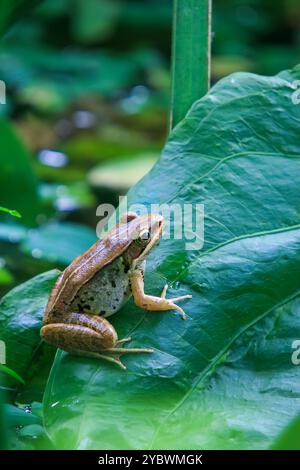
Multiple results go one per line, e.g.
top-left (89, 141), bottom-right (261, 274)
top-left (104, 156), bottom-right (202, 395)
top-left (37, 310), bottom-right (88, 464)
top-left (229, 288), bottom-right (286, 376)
top-left (0, 207), bottom-right (21, 218)
top-left (213, 0), bottom-right (300, 75)
top-left (0, 0), bottom-right (299, 119)
top-left (0, 0), bottom-right (41, 37)
top-left (0, 120), bottom-right (39, 226)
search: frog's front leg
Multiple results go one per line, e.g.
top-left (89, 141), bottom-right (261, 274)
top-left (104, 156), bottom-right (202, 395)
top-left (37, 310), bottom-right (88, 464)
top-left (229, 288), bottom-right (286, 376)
top-left (130, 269), bottom-right (192, 320)
top-left (41, 312), bottom-right (152, 369)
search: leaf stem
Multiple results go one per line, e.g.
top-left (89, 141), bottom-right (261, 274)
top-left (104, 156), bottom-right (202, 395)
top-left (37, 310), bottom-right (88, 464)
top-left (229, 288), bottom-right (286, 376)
top-left (170, 0), bottom-right (212, 129)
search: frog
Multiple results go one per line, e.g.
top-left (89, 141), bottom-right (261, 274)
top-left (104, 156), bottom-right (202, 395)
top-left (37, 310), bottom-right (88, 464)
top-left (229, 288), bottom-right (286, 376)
top-left (41, 212), bottom-right (192, 369)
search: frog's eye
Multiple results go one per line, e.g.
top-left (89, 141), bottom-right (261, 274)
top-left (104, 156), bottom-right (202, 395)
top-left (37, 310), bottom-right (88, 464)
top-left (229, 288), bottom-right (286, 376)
top-left (135, 229), bottom-right (151, 246)
top-left (140, 230), bottom-right (151, 241)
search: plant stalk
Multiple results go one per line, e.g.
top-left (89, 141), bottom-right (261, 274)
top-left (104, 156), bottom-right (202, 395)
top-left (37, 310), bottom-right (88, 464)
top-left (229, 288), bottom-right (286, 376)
top-left (170, 0), bottom-right (212, 129)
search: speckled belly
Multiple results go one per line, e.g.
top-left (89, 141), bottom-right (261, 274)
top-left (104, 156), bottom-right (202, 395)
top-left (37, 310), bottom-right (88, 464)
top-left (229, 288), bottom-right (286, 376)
top-left (70, 256), bottom-right (131, 317)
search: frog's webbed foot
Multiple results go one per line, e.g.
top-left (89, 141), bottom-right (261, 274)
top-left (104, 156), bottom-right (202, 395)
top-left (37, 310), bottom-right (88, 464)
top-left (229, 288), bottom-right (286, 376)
top-left (71, 350), bottom-right (128, 370)
top-left (159, 284), bottom-right (192, 320)
top-left (131, 269), bottom-right (192, 320)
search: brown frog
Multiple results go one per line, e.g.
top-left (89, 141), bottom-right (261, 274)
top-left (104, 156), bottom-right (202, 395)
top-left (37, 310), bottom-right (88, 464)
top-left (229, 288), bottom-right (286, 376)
top-left (41, 212), bottom-right (192, 369)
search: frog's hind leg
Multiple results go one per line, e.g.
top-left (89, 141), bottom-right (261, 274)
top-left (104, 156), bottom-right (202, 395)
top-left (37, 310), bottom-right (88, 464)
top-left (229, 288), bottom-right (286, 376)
top-left (41, 312), bottom-right (152, 370)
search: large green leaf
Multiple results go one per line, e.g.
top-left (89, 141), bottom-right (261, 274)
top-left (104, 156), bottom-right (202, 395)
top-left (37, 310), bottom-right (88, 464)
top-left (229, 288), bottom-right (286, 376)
top-left (0, 270), bottom-right (59, 398)
top-left (271, 413), bottom-right (300, 450)
top-left (44, 67), bottom-right (300, 449)
top-left (0, 120), bottom-right (39, 226)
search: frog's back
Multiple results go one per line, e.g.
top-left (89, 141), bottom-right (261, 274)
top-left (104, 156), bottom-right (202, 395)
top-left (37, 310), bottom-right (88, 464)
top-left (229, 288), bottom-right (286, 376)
top-left (43, 222), bottom-right (134, 322)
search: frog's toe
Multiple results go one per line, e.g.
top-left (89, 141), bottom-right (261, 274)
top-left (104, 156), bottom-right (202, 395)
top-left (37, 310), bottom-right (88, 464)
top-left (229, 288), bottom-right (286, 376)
top-left (164, 294), bottom-right (192, 320)
top-left (116, 337), bottom-right (132, 346)
top-left (110, 336), bottom-right (153, 355)
top-left (111, 356), bottom-right (127, 370)
top-left (170, 303), bottom-right (187, 320)
top-left (160, 284), bottom-right (169, 298)
top-left (169, 294), bottom-right (192, 302)
top-left (103, 346), bottom-right (153, 354)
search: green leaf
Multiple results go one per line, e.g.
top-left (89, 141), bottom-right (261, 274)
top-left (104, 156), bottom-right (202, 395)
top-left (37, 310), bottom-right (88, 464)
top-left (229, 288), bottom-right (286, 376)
top-left (21, 222), bottom-right (97, 266)
top-left (0, 120), bottom-right (39, 226)
top-left (4, 402), bottom-right (52, 450)
top-left (0, 365), bottom-right (24, 384)
top-left (0, 270), bottom-right (59, 395)
top-left (18, 423), bottom-right (44, 439)
top-left (71, 0), bottom-right (121, 43)
top-left (0, 267), bottom-right (14, 286)
top-left (0, 1), bottom-right (41, 37)
top-left (44, 67), bottom-right (300, 449)
top-left (0, 207), bottom-right (21, 218)
top-left (5, 403), bottom-right (41, 428)
top-left (0, 391), bottom-right (8, 450)
top-left (271, 413), bottom-right (300, 450)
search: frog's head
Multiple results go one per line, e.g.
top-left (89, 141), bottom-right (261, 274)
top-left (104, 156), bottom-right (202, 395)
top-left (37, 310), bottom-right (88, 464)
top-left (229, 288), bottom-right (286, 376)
top-left (120, 212), bottom-right (164, 265)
